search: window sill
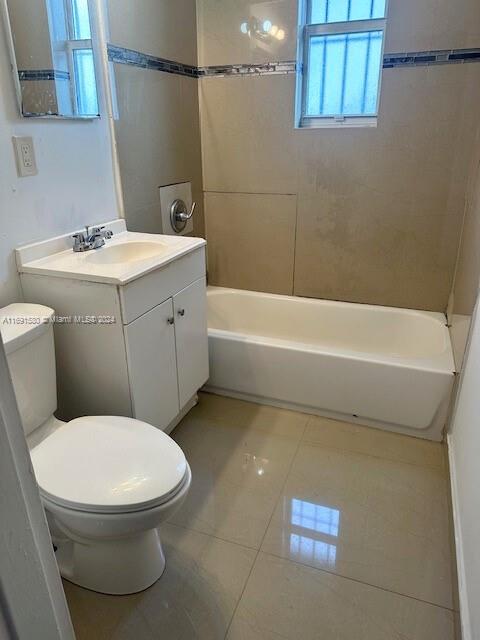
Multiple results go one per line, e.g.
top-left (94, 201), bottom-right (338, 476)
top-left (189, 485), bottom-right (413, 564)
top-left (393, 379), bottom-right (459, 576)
top-left (297, 116), bottom-right (378, 129)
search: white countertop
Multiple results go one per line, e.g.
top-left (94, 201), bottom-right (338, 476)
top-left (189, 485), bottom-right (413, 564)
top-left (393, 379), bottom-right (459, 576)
top-left (16, 220), bottom-right (206, 285)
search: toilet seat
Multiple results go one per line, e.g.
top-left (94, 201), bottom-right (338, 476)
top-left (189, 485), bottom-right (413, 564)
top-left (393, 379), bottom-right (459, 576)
top-left (30, 415), bottom-right (188, 514)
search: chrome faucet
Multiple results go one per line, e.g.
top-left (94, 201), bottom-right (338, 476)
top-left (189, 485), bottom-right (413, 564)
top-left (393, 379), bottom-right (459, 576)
top-left (72, 226), bottom-right (114, 252)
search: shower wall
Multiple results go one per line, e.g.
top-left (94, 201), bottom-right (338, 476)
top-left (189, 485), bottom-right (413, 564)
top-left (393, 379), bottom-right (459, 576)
top-left (197, 0), bottom-right (480, 311)
top-left (107, 0), bottom-right (204, 235)
top-left (449, 127), bottom-right (480, 368)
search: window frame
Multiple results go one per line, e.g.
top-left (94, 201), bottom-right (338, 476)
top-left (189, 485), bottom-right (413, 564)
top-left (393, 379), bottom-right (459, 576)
top-left (296, 0), bottom-right (388, 129)
top-left (64, 0), bottom-right (98, 116)
top-left (65, 39), bottom-right (96, 116)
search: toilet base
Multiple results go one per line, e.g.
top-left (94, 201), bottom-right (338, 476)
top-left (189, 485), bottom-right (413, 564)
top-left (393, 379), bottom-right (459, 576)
top-left (56, 528), bottom-right (166, 595)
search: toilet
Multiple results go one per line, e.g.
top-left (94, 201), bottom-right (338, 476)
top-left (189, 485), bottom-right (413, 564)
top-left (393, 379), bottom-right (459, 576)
top-left (0, 302), bottom-right (191, 596)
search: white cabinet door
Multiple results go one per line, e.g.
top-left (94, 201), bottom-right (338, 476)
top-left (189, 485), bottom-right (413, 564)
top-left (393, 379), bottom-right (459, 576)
top-left (173, 277), bottom-right (209, 408)
top-left (124, 298), bottom-right (180, 430)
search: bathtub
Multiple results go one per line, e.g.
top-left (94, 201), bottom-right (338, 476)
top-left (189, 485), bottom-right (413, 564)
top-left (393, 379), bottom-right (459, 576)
top-left (205, 287), bottom-right (455, 441)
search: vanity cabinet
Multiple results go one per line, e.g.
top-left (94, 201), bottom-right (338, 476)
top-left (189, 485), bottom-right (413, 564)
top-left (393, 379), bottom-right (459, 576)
top-left (125, 277), bottom-right (208, 428)
top-left (20, 246), bottom-right (209, 432)
top-left (124, 298), bottom-right (179, 429)
top-left (173, 279), bottom-right (209, 407)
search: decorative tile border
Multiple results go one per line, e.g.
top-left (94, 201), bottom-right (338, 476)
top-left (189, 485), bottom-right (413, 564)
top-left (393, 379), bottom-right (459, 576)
top-left (107, 44), bottom-right (199, 78)
top-left (198, 61), bottom-right (297, 77)
top-left (106, 44), bottom-right (480, 79)
top-left (383, 48), bottom-right (480, 68)
top-left (18, 69), bottom-right (70, 81)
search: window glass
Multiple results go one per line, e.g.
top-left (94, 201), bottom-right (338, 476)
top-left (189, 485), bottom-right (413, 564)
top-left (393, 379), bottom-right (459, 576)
top-left (309, 0), bottom-right (386, 24)
top-left (73, 49), bottom-right (98, 115)
top-left (306, 30), bottom-right (383, 117)
top-left (72, 0), bottom-right (92, 39)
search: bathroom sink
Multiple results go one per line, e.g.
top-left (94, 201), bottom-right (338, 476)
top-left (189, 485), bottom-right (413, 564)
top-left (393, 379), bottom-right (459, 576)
top-left (86, 242), bottom-right (170, 265)
top-left (16, 220), bottom-right (207, 285)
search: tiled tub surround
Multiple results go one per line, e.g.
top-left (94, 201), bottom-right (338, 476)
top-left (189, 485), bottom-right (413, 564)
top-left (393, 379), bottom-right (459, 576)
top-left (195, 0), bottom-right (480, 312)
top-left (106, 41), bottom-right (480, 311)
top-left (111, 61), bottom-right (204, 236)
top-left (105, 0), bottom-right (480, 312)
top-left (200, 62), bottom-right (480, 311)
top-left (65, 392), bottom-right (458, 639)
top-left (448, 130), bottom-right (480, 369)
top-left (105, 0), bottom-right (206, 236)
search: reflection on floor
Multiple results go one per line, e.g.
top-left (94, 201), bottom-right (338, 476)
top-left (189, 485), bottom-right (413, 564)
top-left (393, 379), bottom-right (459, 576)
top-left (65, 392), bottom-right (459, 640)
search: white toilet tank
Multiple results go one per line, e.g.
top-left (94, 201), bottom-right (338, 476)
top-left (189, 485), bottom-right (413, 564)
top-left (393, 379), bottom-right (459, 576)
top-left (0, 303), bottom-right (57, 436)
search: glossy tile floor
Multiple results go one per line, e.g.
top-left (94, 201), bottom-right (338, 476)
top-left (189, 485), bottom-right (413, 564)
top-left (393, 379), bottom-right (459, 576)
top-left (65, 393), bottom-right (459, 639)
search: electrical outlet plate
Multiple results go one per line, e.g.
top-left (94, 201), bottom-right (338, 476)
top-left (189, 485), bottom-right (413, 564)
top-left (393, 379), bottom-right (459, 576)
top-left (12, 136), bottom-right (38, 177)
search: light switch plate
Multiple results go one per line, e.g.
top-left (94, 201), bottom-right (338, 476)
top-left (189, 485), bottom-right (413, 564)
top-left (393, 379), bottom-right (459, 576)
top-left (12, 136), bottom-right (38, 177)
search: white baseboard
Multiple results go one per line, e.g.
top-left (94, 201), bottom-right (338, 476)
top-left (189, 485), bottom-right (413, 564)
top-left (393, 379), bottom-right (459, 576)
top-left (447, 434), bottom-right (471, 640)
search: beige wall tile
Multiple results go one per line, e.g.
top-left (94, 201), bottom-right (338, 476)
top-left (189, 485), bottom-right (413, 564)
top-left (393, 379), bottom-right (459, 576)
top-left (449, 129), bottom-right (480, 367)
top-left (293, 191), bottom-right (460, 310)
top-left (200, 64), bottom-right (479, 310)
top-left (386, 0), bottom-right (480, 52)
top-left (205, 192), bottom-right (296, 295)
top-left (113, 64), bottom-right (203, 235)
top-left (107, 0), bottom-right (198, 65)
top-left (197, 0), bottom-right (297, 67)
top-left (292, 66), bottom-right (479, 310)
top-left (20, 80), bottom-right (58, 115)
top-left (453, 137), bottom-right (480, 317)
top-left (197, 0), bottom-right (480, 69)
top-left (7, 0), bottom-right (53, 69)
top-left (200, 75), bottom-right (297, 194)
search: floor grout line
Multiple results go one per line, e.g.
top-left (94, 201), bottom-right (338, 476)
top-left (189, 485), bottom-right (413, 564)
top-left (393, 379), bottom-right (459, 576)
top-left (223, 417), bottom-right (310, 639)
top-left (173, 398), bottom-right (456, 635)
top-left (164, 520), bottom-right (258, 553)
top-left (260, 550), bottom-right (457, 613)
top-left (257, 417), bottom-right (310, 552)
top-left (299, 426), bottom-right (447, 473)
top-left (299, 438), bottom-right (447, 472)
top-left (197, 393), bottom-right (447, 472)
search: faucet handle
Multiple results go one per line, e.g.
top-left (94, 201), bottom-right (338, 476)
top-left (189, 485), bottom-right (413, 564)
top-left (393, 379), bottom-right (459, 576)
top-left (92, 226), bottom-right (113, 239)
top-left (72, 232), bottom-right (86, 252)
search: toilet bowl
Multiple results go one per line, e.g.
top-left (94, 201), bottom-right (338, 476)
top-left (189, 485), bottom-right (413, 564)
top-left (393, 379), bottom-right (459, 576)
top-left (0, 303), bottom-right (191, 595)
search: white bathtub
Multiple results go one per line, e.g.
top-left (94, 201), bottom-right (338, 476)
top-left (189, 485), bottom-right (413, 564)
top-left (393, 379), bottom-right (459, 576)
top-left (205, 287), bottom-right (455, 441)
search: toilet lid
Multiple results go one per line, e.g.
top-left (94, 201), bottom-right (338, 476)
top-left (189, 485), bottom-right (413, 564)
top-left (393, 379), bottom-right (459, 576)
top-left (30, 416), bottom-right (188, 514)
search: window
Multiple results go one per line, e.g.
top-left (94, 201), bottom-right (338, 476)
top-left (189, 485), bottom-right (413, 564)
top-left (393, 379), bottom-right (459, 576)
top-left (296, 0), bottom-right (388, 128)
top-left (66, 0), bottom-right (99, 116)
top-left (47, 0), bottom-right (99, 117)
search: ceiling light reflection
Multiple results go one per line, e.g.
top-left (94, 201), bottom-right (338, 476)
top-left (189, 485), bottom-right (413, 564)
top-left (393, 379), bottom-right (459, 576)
top-left (239, 18), bottom-right (286, 44)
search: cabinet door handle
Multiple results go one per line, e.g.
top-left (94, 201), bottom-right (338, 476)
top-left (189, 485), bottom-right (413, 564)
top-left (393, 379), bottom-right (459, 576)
top-left (178, 308), bottom-right (185, 317)
top-left (167, 317), bottom-right (175, 325)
